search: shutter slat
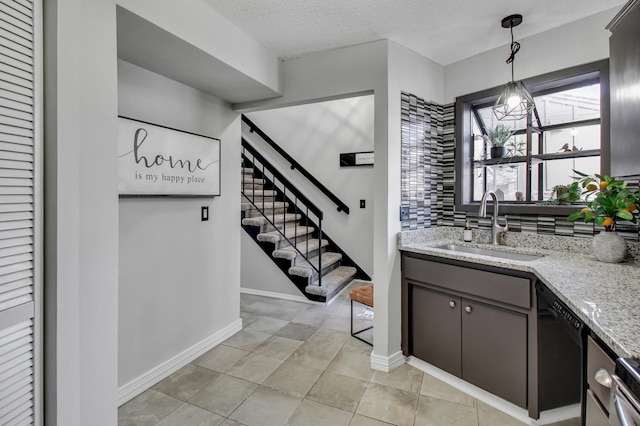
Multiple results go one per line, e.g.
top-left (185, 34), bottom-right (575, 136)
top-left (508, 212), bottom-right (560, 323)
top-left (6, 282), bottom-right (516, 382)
top-left (0, 252), bottom-right (30, 268)
top-left (0, 220), bottom-right (31, 232)
top-left (0, 381), bottom-right (31, 413)
top-left (0, 368), bottom-right (31, 399)
top-left (0, 345), bottom-right (30, 380)
top-left (0, 35), bottom-right (31, 64)
top-left (0, 243), bottom-right (30, 257)
top-left (0, 88), bottom-right (30, 106)
top-left (0, 294), bottom-right (32, 312)
top-left (0, 133), bottom-right (32, 147)
top-left (0, 96), bottom-right (31, 115)
top-left (0, 270), bottom-right (31, 286)
top-left (0, 203), bottom-right (31, 212)
top-left (0, 178), bottom-right (32, 188)
top-left (0, 106), bottom-right (32, 124)
top-left (0, 277), bottom-right (31, 294)
top-left (0, 114), bottom-right (31, 131)
top-left (0, 159), bottom-right (32, 170)
top-left (0, 1), bottom-right (31, 22)
top-left (0, 44), bottom-right (32, 70)
top-left (0, 149), bottom-right (31, 161)
top-left (0, 80), bottom-right (32, 99)
top-left (0, 169), bottom-right (32, 178)
top-left (0, 260), bottom-right (30, 276)
top-left (0, 392), bottom-right (32, 423)
top-left (0, 186), bottom-right (32, 195)
top-left (0, 196), bottom-right (32, 205)
top-left (0, 332), bottom-right (31, 360)
top-left (0, 18), bottom-right (30, 45)
top-left (0, 124), bottom-right (31, 139)
top-left (0, 228), bottom-right (32, 240)
top-left (0, 63), bottom-right (32, 89)
top-left (11, 0), bottom-right (32, 11)
top-left (0, 212), bottom-right (32, 221)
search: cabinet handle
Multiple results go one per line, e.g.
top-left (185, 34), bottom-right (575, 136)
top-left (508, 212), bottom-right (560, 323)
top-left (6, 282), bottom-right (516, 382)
top-left (465, 306), bottom-right (472, 313)
top-left (449, 301), bottom-right (456, 308)
top-left (594, 368), bottom-right (612, 388)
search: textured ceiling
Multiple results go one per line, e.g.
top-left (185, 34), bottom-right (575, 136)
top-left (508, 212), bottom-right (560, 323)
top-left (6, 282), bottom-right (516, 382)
top-left (202, 0), bottom-right (625, 65)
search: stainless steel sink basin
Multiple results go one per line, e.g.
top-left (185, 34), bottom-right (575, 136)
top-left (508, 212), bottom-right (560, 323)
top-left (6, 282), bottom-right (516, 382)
top-left (434, 244), bottom-right (543, 261)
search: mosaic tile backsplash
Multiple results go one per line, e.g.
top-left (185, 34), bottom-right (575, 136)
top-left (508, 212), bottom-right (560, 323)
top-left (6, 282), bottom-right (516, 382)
top-left (400, 93), bottom-right (640, 242)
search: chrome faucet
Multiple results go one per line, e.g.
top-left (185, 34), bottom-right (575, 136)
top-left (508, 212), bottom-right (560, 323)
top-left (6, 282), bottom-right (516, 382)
top-left (479, 191), bottom-right (508, 245)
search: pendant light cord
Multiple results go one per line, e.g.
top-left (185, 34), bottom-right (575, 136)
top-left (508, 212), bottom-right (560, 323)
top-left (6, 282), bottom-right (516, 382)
top-left (506, 25), bottom-right (520, 81)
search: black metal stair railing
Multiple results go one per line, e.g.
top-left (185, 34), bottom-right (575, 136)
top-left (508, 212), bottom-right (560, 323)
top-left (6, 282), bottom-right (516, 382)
top-left (242, 115), bottom-right (350, 214)
top-left (242, 138), bottom-right (324, 287)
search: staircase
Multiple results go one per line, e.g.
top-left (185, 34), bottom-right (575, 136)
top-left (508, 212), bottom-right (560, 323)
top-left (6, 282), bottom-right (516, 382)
top-left (241, 165), bottom-right (360, 303)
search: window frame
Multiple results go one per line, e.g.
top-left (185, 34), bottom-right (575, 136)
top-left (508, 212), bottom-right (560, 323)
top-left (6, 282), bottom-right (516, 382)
top-left (454, 59), bottom-right (610, 215)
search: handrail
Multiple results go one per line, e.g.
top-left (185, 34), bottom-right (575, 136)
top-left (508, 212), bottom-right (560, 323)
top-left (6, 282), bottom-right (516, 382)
top-left (242, 139), bottom-right (323, 220)
top-left (242, 115), bottom-right (350, 214)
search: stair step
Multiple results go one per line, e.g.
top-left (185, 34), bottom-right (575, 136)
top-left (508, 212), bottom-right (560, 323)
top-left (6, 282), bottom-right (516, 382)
top-left (242, 167), bottom-right (254, 175)
top-left (241, 201), bottom-right (289, 212)
top-left (305, 266), bottom-right (357, 297)
top-left (257, 226), bottom-right (314, 244)
top-left (288, 252), bottom-right (342, 278)
top-left (244, 207), bottom-right (287, 218)
top-left (242, 213), bottom-right (302, 228)
top-left (242, 178), bottom-right (265, 186)
top-left (243, 189), bottom-right (278, 198)
top-left (272, 238), bottom-right (330, 261)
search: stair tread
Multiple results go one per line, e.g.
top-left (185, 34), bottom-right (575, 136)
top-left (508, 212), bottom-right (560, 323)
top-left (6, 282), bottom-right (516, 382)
top-left (257, 226), bottom-right (314, 243)
top-left (306, 267), bottom-right (358, 297)
top-left (241, 201), bottom-right (289, 211)
top-left (272, 238), bottom-right (329, 260)
top-left (288, 252), bottom-right (342, 277)
top-left (242, 214), bottom-right (302, 227)
top-left (243, 189), bottom-right (277, 197)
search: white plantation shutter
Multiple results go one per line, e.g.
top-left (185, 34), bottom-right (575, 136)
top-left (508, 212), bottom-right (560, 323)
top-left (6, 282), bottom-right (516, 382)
top-left (0, 0), bottom-right (39, 424)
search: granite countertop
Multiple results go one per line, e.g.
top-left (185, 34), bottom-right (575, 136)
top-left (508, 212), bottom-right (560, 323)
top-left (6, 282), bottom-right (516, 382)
top-left (398, 227), bottom-right (640, 359)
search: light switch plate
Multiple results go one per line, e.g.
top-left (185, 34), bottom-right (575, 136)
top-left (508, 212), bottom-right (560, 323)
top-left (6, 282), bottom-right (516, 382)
top-left (360, 199), bottom-right (366, 208)
top-left (201, 206), bottom-right (209, 221)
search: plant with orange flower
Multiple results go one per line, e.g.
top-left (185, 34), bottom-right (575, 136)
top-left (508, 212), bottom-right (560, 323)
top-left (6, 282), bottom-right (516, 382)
top-left (567, 171), bottom-right (639, 231)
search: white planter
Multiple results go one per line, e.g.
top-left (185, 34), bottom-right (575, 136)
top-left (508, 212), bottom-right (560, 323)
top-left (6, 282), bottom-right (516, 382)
top-left (592, 231), bottom-right (627, 263)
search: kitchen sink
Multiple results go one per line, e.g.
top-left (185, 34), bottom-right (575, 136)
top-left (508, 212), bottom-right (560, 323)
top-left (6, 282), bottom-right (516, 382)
top-left (434, 244), bottom-right (544, 261)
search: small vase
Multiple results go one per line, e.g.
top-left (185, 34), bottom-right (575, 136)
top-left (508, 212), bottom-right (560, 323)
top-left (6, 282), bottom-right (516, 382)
top-left (591, 231), bottom-right (627, 263)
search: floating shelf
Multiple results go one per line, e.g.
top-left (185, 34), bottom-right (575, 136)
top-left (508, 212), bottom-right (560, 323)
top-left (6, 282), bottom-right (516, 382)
top-left (474, 149), bottom-right (601, 167)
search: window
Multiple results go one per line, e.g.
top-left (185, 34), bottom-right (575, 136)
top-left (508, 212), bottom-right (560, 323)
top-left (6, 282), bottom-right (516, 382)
top-left (455, 60), bottom-right (609, 214)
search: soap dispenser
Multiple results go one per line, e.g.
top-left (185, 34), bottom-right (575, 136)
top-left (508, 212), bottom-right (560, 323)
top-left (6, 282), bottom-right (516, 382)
top-left (464, 220), bottom-right (473, 242)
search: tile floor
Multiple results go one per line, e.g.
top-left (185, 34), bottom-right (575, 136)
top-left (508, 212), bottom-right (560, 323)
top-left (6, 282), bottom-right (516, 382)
top-left (119, 284), bottom-right (580, 426)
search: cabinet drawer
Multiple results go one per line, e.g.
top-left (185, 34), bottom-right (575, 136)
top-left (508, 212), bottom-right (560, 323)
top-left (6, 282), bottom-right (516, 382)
top-left (587, 336), bottom-right (615, 415)
top-left (403, 256), bottom-right (530, 308)
top-left (585, 389), bottom-right (609, 426)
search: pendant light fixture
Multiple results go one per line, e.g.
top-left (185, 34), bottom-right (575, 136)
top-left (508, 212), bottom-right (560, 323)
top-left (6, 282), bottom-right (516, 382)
top-left (493, 14), bottom-right (535, 121)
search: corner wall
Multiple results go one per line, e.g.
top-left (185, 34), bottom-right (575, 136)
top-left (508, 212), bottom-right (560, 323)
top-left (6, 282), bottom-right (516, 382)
top-left (117, 60), bottom-right (241, 389)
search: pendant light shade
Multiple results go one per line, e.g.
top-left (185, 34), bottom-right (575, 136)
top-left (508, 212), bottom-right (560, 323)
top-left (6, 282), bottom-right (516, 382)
top-left (493, 14), bottom-right (535, 121)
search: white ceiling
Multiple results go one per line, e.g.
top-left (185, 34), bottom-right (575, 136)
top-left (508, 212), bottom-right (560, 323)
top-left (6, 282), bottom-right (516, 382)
top-left (202, 0), bottom-right (626, 65)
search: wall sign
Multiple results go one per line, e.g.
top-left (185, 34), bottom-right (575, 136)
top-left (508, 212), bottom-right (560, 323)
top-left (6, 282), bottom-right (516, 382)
top-left (118, 117), bottom-right (221, 196)
top-left (340, 151), bottom-right (374, 167)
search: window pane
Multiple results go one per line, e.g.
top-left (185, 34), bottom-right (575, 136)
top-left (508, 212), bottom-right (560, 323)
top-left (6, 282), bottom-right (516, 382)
top-left (542, 125), bottom-right (600, 154)
top-left (535, 84), bottom-right (600, 126)
top-left (478, 107), bottom-right (527, 132)
top-left (473, 164), bottom-right (527, 202)
top-left (541, 156), bottom-right (601, 201)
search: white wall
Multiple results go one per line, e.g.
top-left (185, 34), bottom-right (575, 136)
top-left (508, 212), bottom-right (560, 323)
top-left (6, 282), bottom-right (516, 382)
top-left (443, 8), bottom-right (618, 103)
top-left (243, 95), bottom-right (375, 288)
top-left (117, 60), bottom-right (241, 387)
top-left (44, 0), bottom-right (119, 424)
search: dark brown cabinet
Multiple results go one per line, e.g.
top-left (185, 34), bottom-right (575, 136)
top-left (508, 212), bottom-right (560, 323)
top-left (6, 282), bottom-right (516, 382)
top-left (402, 254), bottom-right (531, 408)
top-left (608, 0), bottom-right (640, 178)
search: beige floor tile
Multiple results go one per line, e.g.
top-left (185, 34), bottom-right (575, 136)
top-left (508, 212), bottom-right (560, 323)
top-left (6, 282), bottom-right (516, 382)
top-left (156, 403), bottom-right (225, 426)
top-left (252, 335), bottom-right (303, 360)
top-left (307, 371), bottom-right (368, 412)
top-left (287, 399), bottom-right (353, 426)
top-left (189, 374), bottom-right (258, 417)
top-left (289, 340), bottom-right (342, 370)
top-left (193, 345), bottom-right (249, 372)
top-left (291, 306), bottom-right (329, 327)
top-left (349, 414), bottom-right (395, 426)
top-left (244, 301), bottom-right (303, 321)
top-left (370, 364), bottom-right (423, 394)
top-left (414, 395), bottom-right (478, 426)
top-left (222, 330), bottom-right (271, 351)
top-left (118, 389), bottom-right (183, 426)
top-left (307, 328), bottom-right (350, 349)
top-left (321, 314), bottom-right (352, 332)
top-left (262, 358), bottom-right (324, 398)
top-left (274, 322), bottom-right (319, 341)
top-left (326, 342), bottom-right (374, 382)
top-left (229, 386), bottom-right (302, 426)
top-left (420, 373), bottom-right (477, 407)
top-left (244, 316), bottom-right (289, 334)
top-left (224, 352), bottom-right (283, 384)
top-left (355, 383), bottom-right (418, 426)
top-left (477, 400), bottom-right (528, 426)
top-left (152, 364), bottom-right (218, 401)
top-left (220, 419), bottom-right (246, 426)
top-left (547, 419), bottom-right (580, 426)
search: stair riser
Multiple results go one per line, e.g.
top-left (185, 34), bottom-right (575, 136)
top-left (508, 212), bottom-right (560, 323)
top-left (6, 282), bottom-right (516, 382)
top-left (289, 247), bottom-right (327, 266)
top-left (306, 261), bottom-right (341, 284)
top-left (275, 234), bottom-right (312, 250)
top-left (243, 196), bottom-right (277, 204)
top-left (244, 208), bottom-right (287, 217)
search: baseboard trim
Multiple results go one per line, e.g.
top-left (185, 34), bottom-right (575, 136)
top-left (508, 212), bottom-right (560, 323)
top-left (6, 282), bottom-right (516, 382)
top-left (240, 287), bottom-right (320, 305)
top-left (117, 318), bottom-right (243, 406)
top-left (407, 356), bottom-right (580, 425)
top-left (370, 350), bottom-right (405, 372)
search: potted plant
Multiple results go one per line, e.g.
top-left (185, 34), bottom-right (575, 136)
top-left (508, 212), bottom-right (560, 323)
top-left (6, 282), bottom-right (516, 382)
top-left (483, 124), bottom-right (513, 159)
top-left (552, 184), bottom-right (580, 204)
top-left (567, 171), bottom-right (639, 263)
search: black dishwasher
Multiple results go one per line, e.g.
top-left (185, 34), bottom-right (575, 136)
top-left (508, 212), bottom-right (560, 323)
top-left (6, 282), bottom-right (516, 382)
top-left (536, 281), bottom-right (586, 413)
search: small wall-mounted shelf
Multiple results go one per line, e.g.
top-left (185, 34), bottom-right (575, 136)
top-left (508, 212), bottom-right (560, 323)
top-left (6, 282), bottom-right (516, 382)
top-left (474, 149), bottom-right (601, 168)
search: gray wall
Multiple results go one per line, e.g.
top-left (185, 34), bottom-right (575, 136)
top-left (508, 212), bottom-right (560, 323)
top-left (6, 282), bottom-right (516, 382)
top-left (117, 60), bottom-right (241, 387)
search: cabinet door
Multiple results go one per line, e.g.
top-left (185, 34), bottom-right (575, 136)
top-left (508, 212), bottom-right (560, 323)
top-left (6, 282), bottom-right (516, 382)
top-left (411, 285), bottom-right (461, 377)
top-left (462, 299), bottom-right (527, 408)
